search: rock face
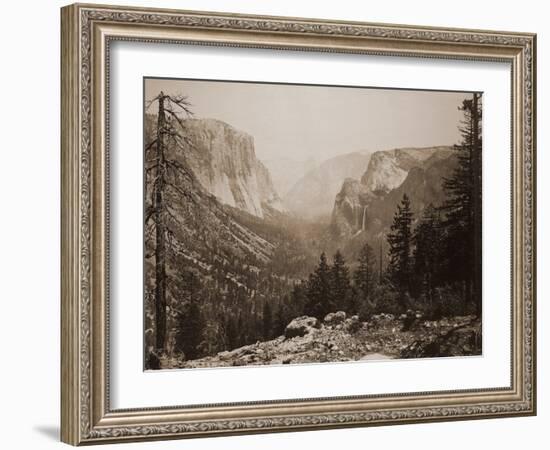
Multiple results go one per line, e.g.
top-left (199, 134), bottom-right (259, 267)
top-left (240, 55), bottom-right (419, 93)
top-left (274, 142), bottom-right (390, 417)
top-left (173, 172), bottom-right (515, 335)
top-left (330, 146), bottom-right (455, 239)
top-left (181, 118), bottom-right (284, 218)
top-left (284, 152), bottom-right (371, 219)
top-left (360, 147), bottom-right (449, 194)
top-left (330, 179), bottom-right (371, 239)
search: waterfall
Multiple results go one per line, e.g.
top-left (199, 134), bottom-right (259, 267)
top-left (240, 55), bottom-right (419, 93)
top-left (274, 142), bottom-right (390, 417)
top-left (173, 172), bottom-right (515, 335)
top-left (361, 206), bottom-right (367, 231)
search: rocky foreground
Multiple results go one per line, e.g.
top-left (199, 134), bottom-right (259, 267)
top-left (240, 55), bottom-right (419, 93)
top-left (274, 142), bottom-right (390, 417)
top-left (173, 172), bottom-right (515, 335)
top-left (160, 311), bottom-right (481, 369)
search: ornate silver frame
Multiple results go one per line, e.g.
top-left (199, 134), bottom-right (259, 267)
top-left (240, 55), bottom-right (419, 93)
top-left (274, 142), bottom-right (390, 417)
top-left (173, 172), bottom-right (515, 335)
top-left (61, 3), bottom-right (536, 445)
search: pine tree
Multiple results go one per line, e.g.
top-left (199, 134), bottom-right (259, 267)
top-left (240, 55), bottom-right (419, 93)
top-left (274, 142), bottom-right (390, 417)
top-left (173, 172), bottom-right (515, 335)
top-left (291, 283), bottom-right (307, 318)
top-left (440, 93), bottom-right (482, 315)
top-left (304, 253), bottom-right (333, 319)
top-left (386, 193), bottom-right (414, 305)
top-left (413, 204), bottom-right (442, 309)
top-left (262, 301), bottom-right (273, 340)
top-left (378, 241), bottom-right (384, 284)
top-left (225, 315), bottom-right (238, 350)
top-left (236, 314), bottom-right (245, 347)
top-left (175, 300), bottom-right (203, 361)
top-left (354, 243), bottom-right (376, 308)
top-left (331, 250), bottom-right (351, 312)
top-left (273, 303), bottom-right (287, 337)
top-left (145, 91), bottom-right (194, 352)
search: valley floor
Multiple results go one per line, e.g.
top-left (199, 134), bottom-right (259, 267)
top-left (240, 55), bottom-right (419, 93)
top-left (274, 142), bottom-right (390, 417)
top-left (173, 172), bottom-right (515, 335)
top-left (158, 312), bottom-right (481, 370)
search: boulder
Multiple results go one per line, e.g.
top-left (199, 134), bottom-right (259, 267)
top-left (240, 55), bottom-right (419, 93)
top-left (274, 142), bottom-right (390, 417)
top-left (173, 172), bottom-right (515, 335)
top-left (344, 315), bottom-right (361, 334)
top-left (370, 313), bottom-right (397, 329)
top-left (324, 311), bottom-right (347, 326)
top-left (284, 316), bottom-right (321, 339)
top-left (218, 351), bottom-right (231, 361)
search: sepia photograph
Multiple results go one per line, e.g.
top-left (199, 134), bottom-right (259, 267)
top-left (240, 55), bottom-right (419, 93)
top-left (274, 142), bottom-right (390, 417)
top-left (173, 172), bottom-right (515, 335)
top-left (143, 78), bottom-right (482, 371)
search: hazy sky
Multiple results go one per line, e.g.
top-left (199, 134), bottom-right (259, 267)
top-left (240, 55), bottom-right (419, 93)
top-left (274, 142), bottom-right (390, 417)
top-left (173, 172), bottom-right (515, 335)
top-left (145, 78), bottom-right (472, 163)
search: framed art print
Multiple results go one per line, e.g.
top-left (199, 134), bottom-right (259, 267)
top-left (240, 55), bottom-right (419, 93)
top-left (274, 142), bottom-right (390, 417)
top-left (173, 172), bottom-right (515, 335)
top-left (61, 3), bottom-right (536, 445)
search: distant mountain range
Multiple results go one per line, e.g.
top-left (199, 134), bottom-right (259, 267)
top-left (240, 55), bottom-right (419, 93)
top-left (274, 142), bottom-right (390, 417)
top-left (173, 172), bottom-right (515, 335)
top-left (283, 151), bottom-right (372, 220)
top-left (261, 157), bottom-right (318, 198)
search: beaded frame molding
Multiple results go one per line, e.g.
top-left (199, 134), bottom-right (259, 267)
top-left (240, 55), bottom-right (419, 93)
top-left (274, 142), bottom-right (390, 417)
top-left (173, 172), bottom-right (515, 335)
top-left (61, 3), bottom-right (536, 445)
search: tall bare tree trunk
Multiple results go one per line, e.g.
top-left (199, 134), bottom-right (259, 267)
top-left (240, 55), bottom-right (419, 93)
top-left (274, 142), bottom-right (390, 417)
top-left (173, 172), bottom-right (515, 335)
top-left (154, 93), bottom-right (167, 352)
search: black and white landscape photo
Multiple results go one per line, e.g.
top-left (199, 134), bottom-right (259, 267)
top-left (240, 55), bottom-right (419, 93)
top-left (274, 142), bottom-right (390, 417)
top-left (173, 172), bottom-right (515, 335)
top-left (143, 78), bottom-right (482, 370)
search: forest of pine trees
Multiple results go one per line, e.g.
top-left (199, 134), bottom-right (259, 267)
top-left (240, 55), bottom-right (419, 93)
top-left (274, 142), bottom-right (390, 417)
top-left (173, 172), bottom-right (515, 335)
top-left (380, 93), bottom-right (482, 317)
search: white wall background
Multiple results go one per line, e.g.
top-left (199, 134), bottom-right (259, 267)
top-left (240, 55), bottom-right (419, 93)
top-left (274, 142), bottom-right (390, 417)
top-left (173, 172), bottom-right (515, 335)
top-left (0, 1), bottom-right (546, 449)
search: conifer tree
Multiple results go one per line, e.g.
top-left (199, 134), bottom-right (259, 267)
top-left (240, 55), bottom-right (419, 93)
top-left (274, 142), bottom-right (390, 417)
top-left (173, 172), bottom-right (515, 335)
top-left (175, 299), bottom-right (203, 360)
top-left (331, 250), bottom-right (351, 312)
top-left (413, 204), bottom-right (442, 308)
top-left (304, 253), bottom-right (333, 319)
top-left (440, 93), bottom-right (482, 315)
top-left (354, 243), bottom-right (376, 308)
top-left (236, 314), bottom-right (245, 347)
top-left (386, 193), bottom-right (414, 305)
top-left (262, 301), bottom-right (273, 340)
top-left (145, 91), bottom-right (194, 352)
top-left (273, 303), bottom-right (287, 337)
top-left (225, 315), bottom-right (238, 350)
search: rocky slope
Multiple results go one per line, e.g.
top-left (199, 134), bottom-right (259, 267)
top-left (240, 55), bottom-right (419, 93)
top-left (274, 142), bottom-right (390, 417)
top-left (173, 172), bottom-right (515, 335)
top-left (161, 311), bottom-right (480, 369)
top-left (330, 146), bottom-right (454, 240)
top-left (180, 118), bottom-right (285, 218)
top-left (283, 152), bottom-right (371, 219)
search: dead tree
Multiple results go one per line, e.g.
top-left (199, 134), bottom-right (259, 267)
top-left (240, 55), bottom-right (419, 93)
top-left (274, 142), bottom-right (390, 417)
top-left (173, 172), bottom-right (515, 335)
top-left (145, 91), bottom-right (194, 353)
